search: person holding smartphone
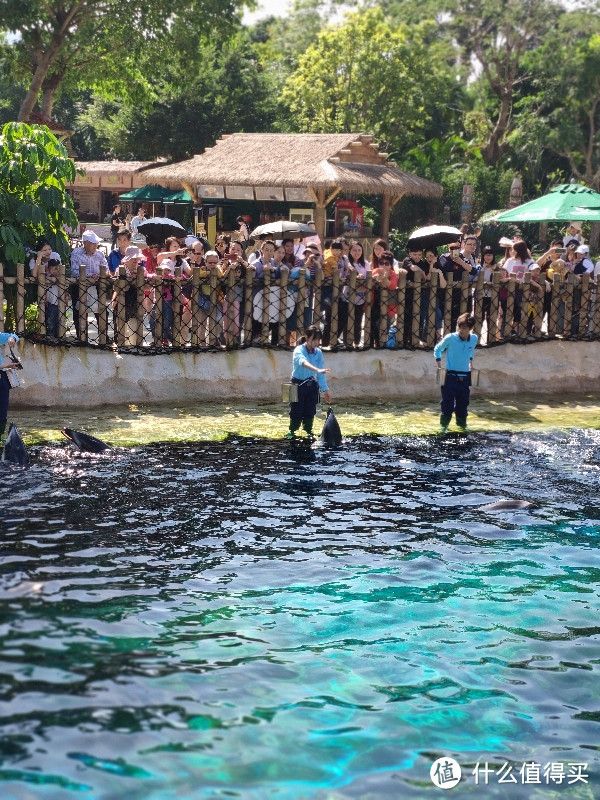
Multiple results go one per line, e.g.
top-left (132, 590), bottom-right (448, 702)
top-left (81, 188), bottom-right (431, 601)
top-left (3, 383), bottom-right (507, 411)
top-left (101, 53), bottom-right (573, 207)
top-left (439, 238), bottom-right (478, 330)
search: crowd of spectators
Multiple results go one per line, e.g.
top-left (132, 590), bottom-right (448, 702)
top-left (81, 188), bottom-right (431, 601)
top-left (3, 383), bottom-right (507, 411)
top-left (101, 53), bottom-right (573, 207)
top-left (26, 213), bottom-right (600, 348)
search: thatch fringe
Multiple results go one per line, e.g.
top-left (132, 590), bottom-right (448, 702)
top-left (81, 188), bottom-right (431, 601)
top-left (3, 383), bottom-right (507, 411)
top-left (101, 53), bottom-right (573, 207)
top-left (138, 133), bottom-right (442, 198)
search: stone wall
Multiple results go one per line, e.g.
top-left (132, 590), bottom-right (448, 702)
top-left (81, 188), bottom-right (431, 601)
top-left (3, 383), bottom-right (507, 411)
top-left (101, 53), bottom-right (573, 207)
top-left (9, 340), bottom-right (599, 408)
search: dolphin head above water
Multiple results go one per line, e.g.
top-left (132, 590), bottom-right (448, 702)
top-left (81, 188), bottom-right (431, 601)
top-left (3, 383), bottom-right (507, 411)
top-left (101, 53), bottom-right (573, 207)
top-left (2, 423), bottom-right (29, 467)
top-left (320, 408), bottom-right (342, 448)
top-left (61, 428), bottom-right (112, 453)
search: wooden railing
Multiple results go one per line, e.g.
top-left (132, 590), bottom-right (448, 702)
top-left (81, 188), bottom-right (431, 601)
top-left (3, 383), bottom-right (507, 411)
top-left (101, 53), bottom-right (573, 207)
top-left (1, 263), bottom-right (599, 350)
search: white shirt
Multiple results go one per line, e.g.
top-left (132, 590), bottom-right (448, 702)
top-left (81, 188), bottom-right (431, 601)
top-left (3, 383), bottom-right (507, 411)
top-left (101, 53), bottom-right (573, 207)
top-left (70, 246), bottom-right (108, 277)
top-left (130, 215), bottom-right (146, 234)
top-left (503, 257), bottom-right (534, 279)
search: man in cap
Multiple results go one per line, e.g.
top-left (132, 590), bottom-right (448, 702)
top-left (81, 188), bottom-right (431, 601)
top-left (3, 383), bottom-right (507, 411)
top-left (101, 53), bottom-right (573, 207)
top-left (70, 230), bottom-right (109, 339)
top-left (573, 244), bottom-right (594, 274)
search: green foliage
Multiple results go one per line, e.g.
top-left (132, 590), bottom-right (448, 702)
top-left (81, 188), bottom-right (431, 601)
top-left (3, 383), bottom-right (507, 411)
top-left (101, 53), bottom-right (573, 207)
top-left (362, 206), bottom-right (379, 231)
top-left (73, 33), bottom-right (277, 161)
top-left (282, 8), bottom-right (457, 152)
top-left (0, 0), bottom-right (253, 121)
top-left (518, 14), bottom-right (600, 189)
top-left (24, 302), bottom-right (38, 334)
top-left (0, 122), bottom-right (77, 268)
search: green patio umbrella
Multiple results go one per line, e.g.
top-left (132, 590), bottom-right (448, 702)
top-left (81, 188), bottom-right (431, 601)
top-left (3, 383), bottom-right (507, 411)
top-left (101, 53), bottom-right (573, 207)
top-left (118, 184), bottom-right (172, 202)
top-left (493, 184), bottom-right (600, 223)
top-left (163, 189), bottom-right (193, 204)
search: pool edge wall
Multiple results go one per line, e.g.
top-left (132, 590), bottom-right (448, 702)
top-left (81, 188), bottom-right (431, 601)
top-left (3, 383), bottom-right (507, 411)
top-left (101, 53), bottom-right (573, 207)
top-left (11, 340), bottom-right (600, 409)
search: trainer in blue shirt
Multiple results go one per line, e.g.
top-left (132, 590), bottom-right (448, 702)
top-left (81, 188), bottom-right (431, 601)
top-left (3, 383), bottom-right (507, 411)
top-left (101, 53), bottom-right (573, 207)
top-left (285, 325), bottom-right (332, 439)
top-left (0, 331), bottom-right (20, 440)
top-left (433, 312), bottom-right (478, 432)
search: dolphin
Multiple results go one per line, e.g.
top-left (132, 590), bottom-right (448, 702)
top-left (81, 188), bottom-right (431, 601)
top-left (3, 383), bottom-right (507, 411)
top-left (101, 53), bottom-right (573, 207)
top-left (61, 428), bottom-right (113, 453)
top-left (2, 423), bottom-right (29, 467)
top-left (320, 408), bottom-right (342, 448)
top-left (480, 499), bottom-right (536, 512)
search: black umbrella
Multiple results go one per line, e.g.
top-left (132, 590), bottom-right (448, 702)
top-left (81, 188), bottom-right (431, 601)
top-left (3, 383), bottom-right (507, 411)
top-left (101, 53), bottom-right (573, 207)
top-left (406, 225), bottom-right (463, 250)
top-left (250, 221), bottom-right (316, 238)
top-left (137, 217), bottom-right (186, 244)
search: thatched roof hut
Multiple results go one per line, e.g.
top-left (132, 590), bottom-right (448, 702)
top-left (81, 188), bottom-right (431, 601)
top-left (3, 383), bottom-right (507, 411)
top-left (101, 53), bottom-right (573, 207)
top-left (139, 133), bottom-right (442, 238)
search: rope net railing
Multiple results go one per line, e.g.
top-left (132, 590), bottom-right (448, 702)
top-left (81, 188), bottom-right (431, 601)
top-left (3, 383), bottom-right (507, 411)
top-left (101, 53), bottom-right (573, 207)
top-left (2, 264), bottom-right (599, 352)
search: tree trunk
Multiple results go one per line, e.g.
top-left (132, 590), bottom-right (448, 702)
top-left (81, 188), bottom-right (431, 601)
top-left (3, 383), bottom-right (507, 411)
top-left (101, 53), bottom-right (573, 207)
top-left (18, 40), bottom-right (64, 122)
top-left (41, 71), bottom-right (65, 119)
top-left (589, 221), bottom-right (600, 254)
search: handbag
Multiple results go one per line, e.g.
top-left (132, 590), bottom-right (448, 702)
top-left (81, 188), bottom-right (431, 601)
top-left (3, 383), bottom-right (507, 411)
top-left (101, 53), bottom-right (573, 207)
top-left (281, 383), bottom-right (299, 403)
top-left (6, 369), bottom-right (22, 388)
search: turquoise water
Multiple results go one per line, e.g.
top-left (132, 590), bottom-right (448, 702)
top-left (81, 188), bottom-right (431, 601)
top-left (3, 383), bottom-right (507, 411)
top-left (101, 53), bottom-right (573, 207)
top-left (0, 430), bottom-right (599, 798)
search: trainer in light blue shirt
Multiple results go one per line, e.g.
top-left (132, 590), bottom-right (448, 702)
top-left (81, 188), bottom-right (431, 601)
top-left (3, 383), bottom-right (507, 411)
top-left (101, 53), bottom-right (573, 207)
top-left (292, 343), bottom-right (329, 392)
top-left (434, 330), bottom-right (478, 372)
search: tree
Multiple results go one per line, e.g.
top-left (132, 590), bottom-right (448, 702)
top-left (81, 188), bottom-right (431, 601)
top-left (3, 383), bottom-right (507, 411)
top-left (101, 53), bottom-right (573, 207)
top-left (0, 122), bottom-right (77, 267)
top-left (446, 0), bottom-right (561, 166)
top-left (519, 17), bottom-right (600, 190)
top-left (0, 0), bottom-right (252, 122)
top-left (70, 32), bottom-right (277, 161)
top-left (282, 8), bottom-right (457, 154)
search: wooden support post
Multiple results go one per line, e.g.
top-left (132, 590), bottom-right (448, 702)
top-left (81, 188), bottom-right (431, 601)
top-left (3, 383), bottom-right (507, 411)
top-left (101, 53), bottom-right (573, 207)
top-left (0, 263), bottom-right (4, 332)
top-left (330, 268), bottom-right (340, 346)
top-left (346, 270), bottom-right (356, 347)
top-left (135, 263), bottom-right (145, 347)
top-left (37, 267), bottom-right (47, 336)
top-left (296, 268), bottom-right (307, 341)
top-left (172, 266), bottom-right (183, 348)
top-left (115, 267), bottom-right (127, 348)
top-left (381, 194), bottom-right (391, 240)
top-left (489, 270), bottom-right (501, 342)
top-left (261, 270), bottom-right (271, 343)
top-left (243, 268), bottom-right (253, 346)
top-left (58, 264), bottom-right (68, 339)
top-left (209, 267), bottom-right (219, 346)
top-left (78, 263), bottom-right (88, 343)
top-left (363, 269), bottom-right (373, 347)
top-left (278, 267), bottom-right (289, 347)
top-left (411, 270), bottom-right (421, 346)
top-left (427, 270), bottom-right (438, 347)
top-left (224, 267), bottom-right (237, 348)
top-left (97, 266), bottom-right (109, 346)
top-left (16, 263), bottom-right (25, 335)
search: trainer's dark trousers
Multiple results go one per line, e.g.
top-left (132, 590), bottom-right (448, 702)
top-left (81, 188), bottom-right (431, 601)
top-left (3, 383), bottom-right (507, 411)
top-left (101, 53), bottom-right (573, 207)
top-left (290, 377), bottom-right (319, 433)
top-left (0, 371), bottom-right (10, 436)
top-left (440, 371), bottom-right (471, 425)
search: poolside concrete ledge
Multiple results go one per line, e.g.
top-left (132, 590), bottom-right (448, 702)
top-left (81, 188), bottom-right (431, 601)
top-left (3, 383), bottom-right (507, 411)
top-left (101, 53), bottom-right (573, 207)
top-left (11, 339), bottom-right (600, 408)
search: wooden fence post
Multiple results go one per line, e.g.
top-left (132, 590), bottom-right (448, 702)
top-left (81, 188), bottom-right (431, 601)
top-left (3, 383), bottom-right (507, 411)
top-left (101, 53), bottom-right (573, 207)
top-left (16, 263), bottom-right (25, 335)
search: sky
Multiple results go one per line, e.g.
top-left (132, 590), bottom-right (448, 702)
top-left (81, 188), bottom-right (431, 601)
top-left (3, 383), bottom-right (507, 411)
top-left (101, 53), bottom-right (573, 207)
top-left (243, 0), bottom-right (291, 24)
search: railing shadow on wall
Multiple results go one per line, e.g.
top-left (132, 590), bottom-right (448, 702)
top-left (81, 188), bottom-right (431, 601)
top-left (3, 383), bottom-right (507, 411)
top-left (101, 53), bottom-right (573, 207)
top-left (1, 263), bottom-right (599, 353)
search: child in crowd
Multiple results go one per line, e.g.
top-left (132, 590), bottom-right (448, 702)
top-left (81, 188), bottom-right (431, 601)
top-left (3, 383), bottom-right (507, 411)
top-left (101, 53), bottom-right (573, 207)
top-left (285, 325), bottom-right (332, 440)
top-left (434, 312), bottom-right (478, 432)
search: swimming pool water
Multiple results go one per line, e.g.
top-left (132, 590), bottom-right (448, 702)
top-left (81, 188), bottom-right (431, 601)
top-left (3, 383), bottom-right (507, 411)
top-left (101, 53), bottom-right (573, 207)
top-left (0, 429), bottom-right (599, 798)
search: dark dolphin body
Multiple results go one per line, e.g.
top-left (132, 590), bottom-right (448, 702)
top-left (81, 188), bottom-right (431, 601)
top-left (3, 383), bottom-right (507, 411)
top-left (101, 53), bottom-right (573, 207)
top-left (320, 408), bottom-right (342, 448)
top-left (61, 428), bottom-right (113, 453)
top-left (480, 499), bottom-right (536, 512)
top-left (2, 423), bottom-right (29, 467)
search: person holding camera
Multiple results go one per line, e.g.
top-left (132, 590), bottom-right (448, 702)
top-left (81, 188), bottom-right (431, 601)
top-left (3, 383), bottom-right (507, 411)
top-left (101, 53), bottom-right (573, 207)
top-left (221, 240), bottom-right (248, 342)
top-left (439, 237), bottom-right (478, 330)
top-left (0, 333), bottom-right (21, 441)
